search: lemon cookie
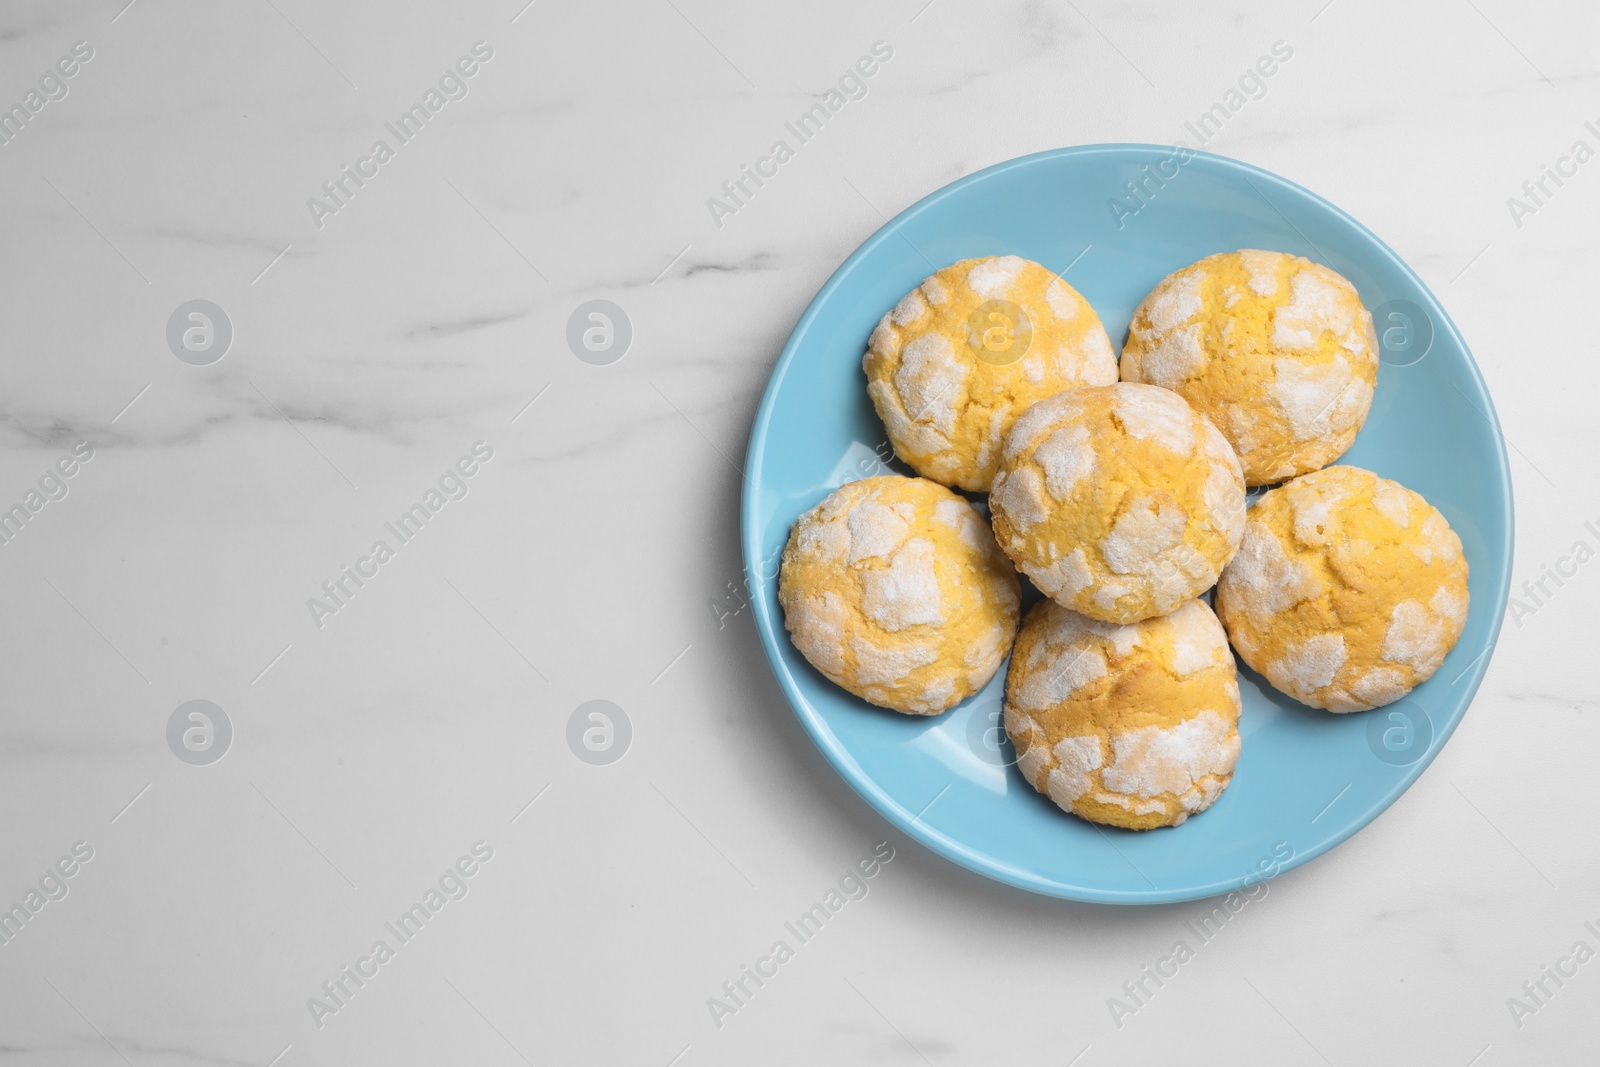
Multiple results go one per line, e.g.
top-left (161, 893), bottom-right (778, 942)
top-left (1214, 465), bottom-right (1469, 712)
top-left (989, 383), bottom-right (1246, 624)
top-left (1121, 249), bottom-right (1378, 485)
top-left (1004, 598), bottom-right (1242, 830)
top-left (863, 255), bottom-right (1117, 493)
top-left (778, 475), bottom-right (1021, 715)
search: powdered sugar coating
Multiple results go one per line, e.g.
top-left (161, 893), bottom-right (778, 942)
top-left (894, 334), bottom-right (966, 436)
top-left (1046, 735), bottom-right (1104, 808)
top-left (1100, 494), bottom-right (1187, 575)
top-left (796, 514), bottom-right (849, 563)
top-left (1145, 271), bottom-right (1204, 333)
top-left (1286, 474), bottom-right (1349, 548)
top-left (1273, 268), bottom-right (1356, 347)
top-left (1076, 329), bottom-right (1116, 379)
top-left (1218, 522), bottom-right (1318, 618)
top-left (1013, 644), bottom-right (1109, 712)
top-left (1238, 249), bottom-right (1281, 296)
top-left (891, 289), bottom-right (929, 328)
top-left (1268, 633), bottom-right (1347, 700)
top-left (864, 256), bottom-right (1116, 493)
top-left (1113, 384), bottom-right (1196, 455)
top-left (990, 383), bottom-right (1246, 624)
top-left (967, 254), bottom-right (1024, 298)
top-left (1121, 250), bottom-right (1377, 485)
top-left (1432, 584), bottom-right (1468, 625)
top-left (1351, 667), bottom-right (1409, 707)
top-left (850, 632), bottom-right (938, 686)
top-left (1004, 597), bottom-right (1241, 830)
top-left (1045, 279), bottom-right (1080, 322)
top-left (1033, 425), bottom-right (1095, 500)
top-left (1271, 354), bottom-right (1356, 438)
top-left (859, 538), bottom-right (945, 631)
top-left (1373, 484), bottom-right (1411, 528)
top-left (780, 475), bottom-right (1020, 715)
top-left (1137, 324), bottom-right (1205, 388)
top-left (846, 500), bottom-right (912, 563)
top-left (932, 496), bottom-right (986, 550)
top-left (1381, 599), bottom-right (1449, 675)
top-left (1167, 598), bottom-right (1231, 678)
top-left (1029, 547), bottom-right (1094, 601)
top-left (1215, 466), bottom-right (1470, 712)
top-left (990, 466), bottom-right (1051, 532)
top-left (1100, 711), bottom-right (1240, 801)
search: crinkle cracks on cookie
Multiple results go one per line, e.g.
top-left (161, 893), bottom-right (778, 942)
top-left (779, 475), bottom-right (1020, 715)
top-left (864, 256), bottom-right (1117, 493)
top-left (989, 383), bottom-right (1245, 624)
top-left (1004, 598), bottom-right (1242, 830)
top-left (1121, 250), bottom-right (1377, 485)
top-left (1215, 465), bottom-right (1469, 712)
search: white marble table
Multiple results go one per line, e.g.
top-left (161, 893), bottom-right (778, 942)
top-left (0, 0), bottom-right (1593, 1063)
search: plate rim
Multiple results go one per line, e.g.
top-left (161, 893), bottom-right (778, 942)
top-left (740, 142), bottom-right (1514, 904)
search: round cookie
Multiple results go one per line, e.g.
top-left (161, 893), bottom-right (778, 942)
top-left (863, 255), bottom-right (1117, 493)
top-left (778, 475), bottom-right (1020, 715)
top-left (1004, 598), bottom-right (1242, 830)
top-left (1214, 465), bottom-right (1469, 712)
top-left (1120, 249), bottom-right (1378, 485)
top-left (989, 382), bottom-right (1246, 624)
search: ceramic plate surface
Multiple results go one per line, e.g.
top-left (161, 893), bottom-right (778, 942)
top-left (741, 144), bottom-right (1512, 904)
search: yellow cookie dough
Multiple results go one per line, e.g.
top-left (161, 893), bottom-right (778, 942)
top-left (863, 255), bottom-right (1117, 493)
top-left (1214, 465), bottom-right (1469, 712)
top-left (1121, 249), bottom-right (1378, 485)
top-left (1004, 598), bottom-right (1242, 830)
top-left (989, 383), bottom-right (1245, 624)
top-left (778, 475), bottom-right (1020, 715)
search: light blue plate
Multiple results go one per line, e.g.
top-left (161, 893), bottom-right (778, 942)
top-left (741, 144), bottom-right (1512, 904)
